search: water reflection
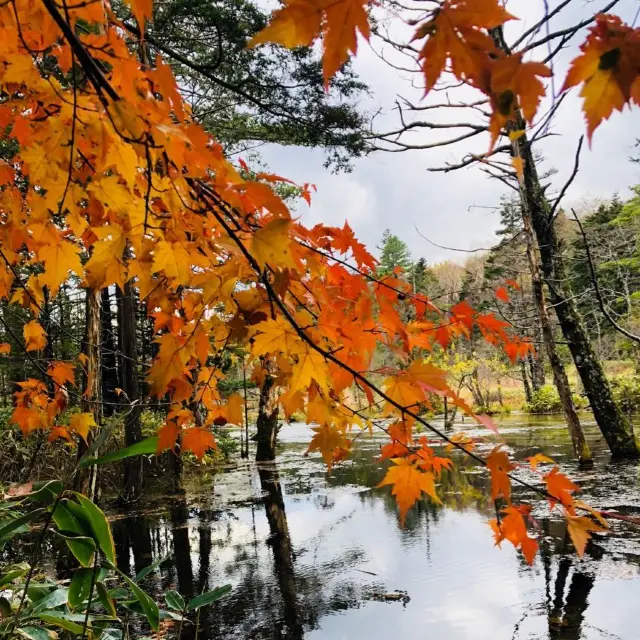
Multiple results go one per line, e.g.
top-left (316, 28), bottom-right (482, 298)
top-left (108, 416), bottom-right (640, 639)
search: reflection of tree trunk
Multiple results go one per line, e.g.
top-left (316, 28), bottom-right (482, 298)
top-left (112, 516), bottom-right (153, 577)
top-left (118, 280), bottom-right (144, 502)
top-left (256, 360), bottom-right (279, 462)
top-left (259, 466), bottom-right (304, 639)
top-left (521, 206), bottom-right (592, 467)
top-left (74, 287), bottom-right (101, 497)
top-left (129, 516), bottom-right (154, 576)
top-left (170, 497), bottom-right (194, 602)
top-left (561, 570), bottom-right (594, 639)
top-left (112, 519), bottom-right (131, 574)
top-left (197, 509), bottom-right (212, 594)
top-left (548, 556), bottom-right (594, 640)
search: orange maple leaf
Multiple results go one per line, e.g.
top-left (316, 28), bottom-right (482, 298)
top-left (23, 320), bottom-right (47, 352)
top-left (378, 458), bottom-right (440, 524)
top-left (525, 453), bottom-right (554, 470)
top-left (486, 445), bottom-right (514, 503)
top-left (47, 361), bottom-right (75, 388)
top-left (495, 286), bottom-right (510, 303)
top-left (544, 467), bottom-right (579, 508)
top-left (562, 14), bottom-right (640, 141)
top-left (490, 504), bottom-right (538, 564)
top-left (157, 421), bottom-right (181, 453)
top-left (482, 52), bottom-right (551, 147)
top-left (250, 0), bottom-right (370, 87)
top-left (412, 0), bottom-right (515, 92)
top-left (226, 394), bottom-right (245, 426)
top-left (182, 426), bottom-right (216, 460)
top-left (0, 342), bottom-right (10, 355)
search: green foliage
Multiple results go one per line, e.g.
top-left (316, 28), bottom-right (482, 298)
top-left (143, 0), bottom-right (370, 170)
top-left (611, 374), bottom-right (640, 413)
top-left (526, 385), bottom-right (562, 414)
top-left (0, 481), bottom-right (231, 638)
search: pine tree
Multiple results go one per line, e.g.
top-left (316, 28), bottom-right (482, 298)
top-left (377, 230), bottom-right (412, 278)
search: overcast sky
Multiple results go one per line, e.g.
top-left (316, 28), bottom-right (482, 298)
top-left (258, 0), bottom-right (640, 264)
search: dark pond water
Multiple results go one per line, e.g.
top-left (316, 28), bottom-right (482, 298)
top-left (110, 416), bottom-right (640, 639)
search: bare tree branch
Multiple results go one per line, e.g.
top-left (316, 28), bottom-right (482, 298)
top-left (549, 135), bottom-right (584, 221)
top-left (572, 209), bottom-right (640, 344)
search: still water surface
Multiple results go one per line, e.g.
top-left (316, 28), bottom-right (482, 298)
top-left (111, 416), bottom-right (640, 639)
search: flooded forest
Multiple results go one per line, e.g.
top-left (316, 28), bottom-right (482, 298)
top-left (0, 0), bottom-right (640, 638)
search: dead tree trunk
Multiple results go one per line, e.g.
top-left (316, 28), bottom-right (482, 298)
top-left (521, 203), bottom-right (592, 466)
top-left (74, 287), bottom-right (101, 497)
top-left (117, 280), bottom-right (144, 502)
top-left (256, 360), bottom-right (279, 462)
top-left (490, 27), bottom-right (639, 459)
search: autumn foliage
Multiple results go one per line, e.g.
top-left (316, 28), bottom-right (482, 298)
top-left (0, 0), bottom-right (634, 564)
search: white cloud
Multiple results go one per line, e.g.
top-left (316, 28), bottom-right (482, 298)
top-left (259, 0), bottom-right (640, 267)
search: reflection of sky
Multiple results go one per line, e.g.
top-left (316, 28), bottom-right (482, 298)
top-left (118, 417), bottom-right (640, 639)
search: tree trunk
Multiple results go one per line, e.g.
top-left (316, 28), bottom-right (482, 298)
top-left (117, 280), bottom-right (144, 502)
top-left (100, 287), bottom-right (119, 415)
top-left (256, 361), bottom-right (279, 462)
top-left (521, 360), bottom-right (533, 404)
top-left (74, 287), bottom-right (101, 497)
top-left (521, 203), bottom-right (593, 467)
top-left (491, 26), bottom-right (638, 458)
top-left (529, 350), bottom-right (545, 391)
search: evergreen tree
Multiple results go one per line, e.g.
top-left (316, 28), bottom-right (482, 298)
top-left (411, 258), bottom-right (440, 296)
top-left (377, 230), bottom-right (412, 278)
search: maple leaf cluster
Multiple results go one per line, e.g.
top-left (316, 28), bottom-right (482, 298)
top-left (250, 0), bottom-right (640, 147)
top-left (0, 0), bottom-right (613, 563)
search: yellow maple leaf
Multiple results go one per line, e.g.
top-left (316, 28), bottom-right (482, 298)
top-left (152, 240), bottom-right (192, 285)
top-left (306, 424), bottom-right (348, 469)
top-left (378, 458), bottom-right (440, 524)
top-left (69, 412), bottom-right (97, 442)
top-left (251, 316), bottom-right (302, 357)
top-left (566, 515), bottom-right (607, 557)
top-left (251, 218), bottom-right (296, 270)
top-left (249, 0), bottom-right (322, 49)
top-left (102, 135), bottom-right (139, 191)
top-left (84, 227), bottom-right (127, 289)
top-left (290, 345), bottom-right (330, 393)
top-left (38, 240), bottom-right (83, 296)
top-left (23, 320), bottom-right (47, 352)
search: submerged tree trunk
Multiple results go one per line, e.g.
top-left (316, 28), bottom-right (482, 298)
top-left (490, 26), bottom-right (638, 458)
top-left (256, 361), bottom-right (279, 462)
top-left (118, 280), bottom-right (144, 502)
top-left (74, 288), bottom-right (101, 497)
top-left (521, 206), bottom-right (592, 467)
